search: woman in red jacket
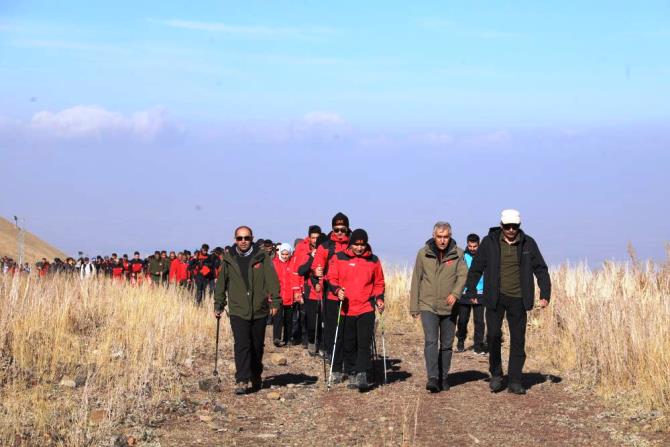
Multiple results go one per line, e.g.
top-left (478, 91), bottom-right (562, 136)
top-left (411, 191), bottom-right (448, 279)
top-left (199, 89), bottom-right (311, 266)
top-left (272, 243), bottom-right (302, 347)
top-left (328, 229), bottom-right (385, 391)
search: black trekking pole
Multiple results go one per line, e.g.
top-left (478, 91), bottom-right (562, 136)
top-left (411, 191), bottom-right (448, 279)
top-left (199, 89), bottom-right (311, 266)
top-left (213, 313), bottom-right (221, 379)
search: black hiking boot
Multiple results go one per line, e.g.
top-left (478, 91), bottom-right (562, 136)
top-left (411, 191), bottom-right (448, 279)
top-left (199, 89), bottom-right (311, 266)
top-left (273, 339), bottom-right (282, 347)
top-left (489, 376), bottom-right (504, 393)
top-left (234, 381), bottom-right (249, 395)
top-left (357, 372), bottom-right (370, 392)
top-left (441, 378), bottom-right (450, 391)
top-left (456, 340), bottom-right (465, 353)
top-left (426, 377), bottom-right (440, 393)
top-left (508, 382), bottom-right (526, 395)
top-left (251, 375), bottom-right (263, 392)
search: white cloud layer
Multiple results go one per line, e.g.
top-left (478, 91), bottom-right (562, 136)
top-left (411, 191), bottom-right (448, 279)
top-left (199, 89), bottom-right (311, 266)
top-left (302, 111), bottom-right (345, 125)
top-left (29, 105), bottom-right (174, 140)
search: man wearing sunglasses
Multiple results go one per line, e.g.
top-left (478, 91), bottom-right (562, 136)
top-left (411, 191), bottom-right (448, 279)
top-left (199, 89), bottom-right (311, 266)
top-left (214, 226), bottom-right (281, 395)
top-left (312, 212), bottom-right (351, 365)
top-left (464, 209), bottom-right (551, 395)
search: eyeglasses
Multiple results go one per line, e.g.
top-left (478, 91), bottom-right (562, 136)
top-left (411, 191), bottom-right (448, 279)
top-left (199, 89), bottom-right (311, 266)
top-left (502, 224), bottom-right (520, 230)
top-left (333, 228), bottom-right (348, 234)
top-left (236, 236), bottom-right (253, 242)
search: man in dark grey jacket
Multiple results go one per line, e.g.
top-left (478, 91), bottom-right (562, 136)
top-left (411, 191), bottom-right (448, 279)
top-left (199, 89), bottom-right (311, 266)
top-left (464, 209), bottom-right (551, 395)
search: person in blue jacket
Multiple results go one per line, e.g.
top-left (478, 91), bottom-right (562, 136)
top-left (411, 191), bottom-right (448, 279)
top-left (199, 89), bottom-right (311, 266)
top-left (456, 233), bottom-right (487, 354)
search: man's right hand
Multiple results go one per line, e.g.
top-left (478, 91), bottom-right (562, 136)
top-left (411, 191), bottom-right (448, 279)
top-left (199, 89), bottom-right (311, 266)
top-left (337, 288), bottom-right (346, 301)
top-left (214, 311), bottom-right (221, 318)
top-left (412, 313), bottom-right (420, 320)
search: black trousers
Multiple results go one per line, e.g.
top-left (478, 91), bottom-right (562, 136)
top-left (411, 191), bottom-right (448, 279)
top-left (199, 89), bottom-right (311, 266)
top-left (291, 302), bottom-right (306, 343)
top-left (230, 315), bottom-right (267, 383)
top-left (272, 305), bottom-right (293, 343)
top-left (304, 299), bottom-right (323, 345)
top-left (195, 276), bottom-right (214, 305)
top-left (323, 299), bottom-right (340, 356)
top-left (457, 302), bottom-right (486, 346)
top-left (486, 294), bottom-right (527, 384)
top-left (333, 311), bottom-right (375, 374)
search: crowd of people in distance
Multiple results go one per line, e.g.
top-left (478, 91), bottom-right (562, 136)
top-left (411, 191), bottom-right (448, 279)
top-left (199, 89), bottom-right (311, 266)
top-left (1, 209), bottom-right (551, 397)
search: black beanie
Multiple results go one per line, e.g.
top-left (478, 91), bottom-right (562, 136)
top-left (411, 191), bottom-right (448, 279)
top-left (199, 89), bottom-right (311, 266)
top-left (331, 212), bottom-right (349, 228)
top-left (308, 225), bottom-right (322, 235)
top-left (349, 228), bottom-right (368, 246)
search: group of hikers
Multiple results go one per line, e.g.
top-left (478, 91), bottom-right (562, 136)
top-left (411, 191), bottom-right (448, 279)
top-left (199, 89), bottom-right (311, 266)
top-left (211, 209), bottom-right (551, 396)
top-left (1, 208), bottom-right (551, 397)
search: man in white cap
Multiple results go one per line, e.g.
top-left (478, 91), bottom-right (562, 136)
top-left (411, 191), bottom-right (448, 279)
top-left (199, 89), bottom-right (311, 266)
top-left (464, 209), bottom-right (551, 395)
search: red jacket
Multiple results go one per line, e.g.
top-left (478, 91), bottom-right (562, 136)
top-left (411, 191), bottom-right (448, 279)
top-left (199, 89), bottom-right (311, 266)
top-left (312, 232), bottom-right (350, 301)
top-left (327, 246), bottom-right (385, 317)
top-left (273, 256), bottom-right (301, 306)
top-left (170, 258), bottom-right (189, 283)
top-left (293, 237), bottom-right (322, 301)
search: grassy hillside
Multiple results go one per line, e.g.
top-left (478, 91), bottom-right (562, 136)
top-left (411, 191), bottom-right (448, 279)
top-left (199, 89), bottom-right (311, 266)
top-left (0, 216), bottom-right (68, 263)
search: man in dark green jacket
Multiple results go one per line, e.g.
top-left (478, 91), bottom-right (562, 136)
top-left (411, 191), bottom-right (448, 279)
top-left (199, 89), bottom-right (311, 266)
top-left (465, 209), bottom-right (551, 395)
top-left (214, 225), bottom-right (281, 395)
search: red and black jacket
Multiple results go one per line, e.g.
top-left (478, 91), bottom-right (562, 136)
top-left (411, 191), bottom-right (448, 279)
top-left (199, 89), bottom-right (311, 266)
top-left (311, 232), bottom-right (350, 301)
top-left (128, 258), bottom-right (145, 275)
top-left (111, 261), bottom-right (125, 278)
top-left (189, 253), bottom-right (216, 280)
top-left (294, 237), bottom-right (323, 301)
top-left (327, 246), bottom-right (385, 317)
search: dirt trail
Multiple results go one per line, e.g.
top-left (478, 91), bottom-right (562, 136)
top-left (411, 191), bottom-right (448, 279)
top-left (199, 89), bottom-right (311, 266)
top-left (149, 321), bottom-right (667, 447)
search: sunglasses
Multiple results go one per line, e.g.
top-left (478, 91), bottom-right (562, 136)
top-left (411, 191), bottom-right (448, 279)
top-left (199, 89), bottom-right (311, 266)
top-left (502, 224), bottom-right (520, 230)
top-left (333, 228), bottom-right (348, 234)
top-left (236, 236), bottom-right (253, 242)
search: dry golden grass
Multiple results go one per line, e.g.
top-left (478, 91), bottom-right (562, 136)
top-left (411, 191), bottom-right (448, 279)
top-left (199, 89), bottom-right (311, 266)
top-left (0, 274), bottom-right (224, 446)
top-left (1, 255), bottom-right (668, 445)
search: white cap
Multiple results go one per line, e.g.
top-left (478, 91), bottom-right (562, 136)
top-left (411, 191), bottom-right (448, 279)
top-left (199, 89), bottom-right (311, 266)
top-left (500, 209), bottom-right (521, 225)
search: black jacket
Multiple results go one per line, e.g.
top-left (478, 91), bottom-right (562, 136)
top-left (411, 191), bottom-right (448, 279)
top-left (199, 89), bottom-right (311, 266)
top-left (465, 227), bottom-right (551, 311)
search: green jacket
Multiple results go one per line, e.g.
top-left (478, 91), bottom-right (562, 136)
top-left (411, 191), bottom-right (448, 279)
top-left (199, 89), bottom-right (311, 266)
top-left (148, 257), bottom-right (166, 276)
top-left (410, 239), bottom-right (468, 316)
top-left (214, 248), bottom-right (281, 320)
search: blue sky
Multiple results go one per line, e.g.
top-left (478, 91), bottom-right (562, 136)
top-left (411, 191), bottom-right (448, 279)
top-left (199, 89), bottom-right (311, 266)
top-left (0, 1), bottom-right (668, 265)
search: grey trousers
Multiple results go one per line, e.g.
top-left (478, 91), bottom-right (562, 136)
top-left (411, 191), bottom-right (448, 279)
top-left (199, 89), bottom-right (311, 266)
top-left (420, 310), bottom-right (457, 380)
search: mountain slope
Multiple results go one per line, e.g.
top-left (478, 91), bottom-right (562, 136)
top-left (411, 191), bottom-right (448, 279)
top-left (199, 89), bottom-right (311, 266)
top-left (0, 216), bottom-right (68, 263)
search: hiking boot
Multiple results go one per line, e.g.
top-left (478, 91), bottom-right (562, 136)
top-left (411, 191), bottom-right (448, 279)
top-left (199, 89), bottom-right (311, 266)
top-left (473, 344), bottom-right (486, 355)
top-left (489, 376), bottom-right (504, 393)
top-left (331, 372), bottom-right (344, 384)
top-left (347, 373), bottom-right (359, 389)
top-left (308, 343), bottom-right (318, 356)
top-left (508, 382), bottom-right (526, 395)
top-left (426, 377), bottom-right (440, 393)
top-left (273, 339), bottom-right (282, 348)
top-left (234, 381), bottom-right (249, 395)
top-left (357, 372), bottom-right (370, 392)
top-left (251, 375), bottom-right (263, 392)
top-left (441, 378), bottom-right (450, 391)
top-left (291, 339), bottom-right (301, 346)
top-left (456, 340), bottom-right (465, 353)
top-left (302, 340), bottom-right (309, 349)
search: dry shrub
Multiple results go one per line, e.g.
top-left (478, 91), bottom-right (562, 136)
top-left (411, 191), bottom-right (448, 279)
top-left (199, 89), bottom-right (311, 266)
top-left (0, 274), bottom-right (224, 446)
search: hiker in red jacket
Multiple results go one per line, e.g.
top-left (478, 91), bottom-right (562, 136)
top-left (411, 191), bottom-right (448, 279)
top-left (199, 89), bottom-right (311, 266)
top-left (272, 243), bottom-right (302, 347)
top-left (128, 251), bottom-right (145, 285)
top-left (169, 252), bottom-right (189, 286)
top-left (110, 257), bottom-right (125, 280)
top-left (328, 229), bottom-right (385, 391)
top-left (312, 212), bottom-right (351, 362)
top-left (294, 225), bottom-right (325, 355)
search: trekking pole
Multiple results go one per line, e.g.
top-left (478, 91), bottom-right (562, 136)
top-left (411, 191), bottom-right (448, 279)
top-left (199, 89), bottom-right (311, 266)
top-left (213, 313), bottom-right (221, 378)
top-left (380, 312), bottom-right (387, 385)
top-left (371, 325), bottom-right (378, 385)
top-left (327, 299), bottom-right (344, 390)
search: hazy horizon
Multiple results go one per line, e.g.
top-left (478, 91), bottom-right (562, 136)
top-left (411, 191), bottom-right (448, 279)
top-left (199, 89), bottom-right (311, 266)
top-left (1, 1), bottom-right (668, 266)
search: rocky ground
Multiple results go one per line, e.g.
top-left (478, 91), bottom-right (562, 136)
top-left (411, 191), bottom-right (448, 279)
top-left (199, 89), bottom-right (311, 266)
top-left (118, 321), bottom-right (668, 447)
